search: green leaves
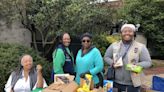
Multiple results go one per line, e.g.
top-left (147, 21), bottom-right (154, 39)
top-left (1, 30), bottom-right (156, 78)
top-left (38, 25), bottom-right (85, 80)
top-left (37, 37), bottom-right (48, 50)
top-left (92, 33), bottom-right (120, 56)
top-left (0, 0), bottom-right (114, 57)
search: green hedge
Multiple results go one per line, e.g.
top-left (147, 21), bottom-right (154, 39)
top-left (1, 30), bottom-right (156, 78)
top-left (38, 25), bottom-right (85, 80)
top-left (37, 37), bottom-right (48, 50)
top-left (0, 43), bottom-right (52, 91)
top-left (93, 33), bottom-right (120, 56)
top-left (92, 33), bottom-right (120, 66)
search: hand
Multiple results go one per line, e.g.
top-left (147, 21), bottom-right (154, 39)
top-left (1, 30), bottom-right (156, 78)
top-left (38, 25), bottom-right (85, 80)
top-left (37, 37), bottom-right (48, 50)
top-left (36, 64), bottom-right (42, 72)
top-left (113, 62), bottom-right (123, 68)
top-left (10, 89), bottom-right (14, 92)
top-left (113, 65), bottom-right (122, 68)
top-left (113, 62), bottom-right (120, 68)
top-left (112, 62), bottom-right (118, 68)
top-left (80, 73), bottom-right (85, 78)
top-left (80, 71), bottom-right (90, 78)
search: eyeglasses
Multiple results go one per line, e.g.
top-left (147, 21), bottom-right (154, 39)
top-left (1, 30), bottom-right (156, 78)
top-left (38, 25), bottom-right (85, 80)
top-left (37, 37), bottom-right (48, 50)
top-left (82, 40), bottom-right (90, 43)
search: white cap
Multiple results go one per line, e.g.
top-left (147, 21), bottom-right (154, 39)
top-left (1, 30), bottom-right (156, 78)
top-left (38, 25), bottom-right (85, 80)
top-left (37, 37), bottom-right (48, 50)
top-left (121, 24), bottom-right (136, 32)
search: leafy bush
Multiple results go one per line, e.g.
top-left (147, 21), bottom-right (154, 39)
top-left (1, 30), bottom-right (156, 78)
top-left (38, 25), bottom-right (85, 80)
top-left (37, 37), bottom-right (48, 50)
top-left (92, 33), bottom-right (120, 66)
top-left (92, 33), bottom-right (120, 56)
top-left (0, 43), bottom-right (52, 91)
top-left (0, 0), bottom-right (114, 57)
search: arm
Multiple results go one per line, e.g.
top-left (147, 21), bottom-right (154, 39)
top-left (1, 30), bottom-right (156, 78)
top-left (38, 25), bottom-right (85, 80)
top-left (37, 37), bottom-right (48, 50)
top-left (104, 44), bottom-right (114, 66)
top-left (75, 50), bottom-right (80, 73)
top-left (90, 49), bottom-right (104, 75)
top-left (4, 73), bottom-right (13, 92)
top-left (53, 49), bottom-right (65, 74)
top-left (33, 65), bottom-right (48, 90)
top-left (137, 45), bottom-right (152, 68)
top-left (36, 65), bottom-right (44, 88)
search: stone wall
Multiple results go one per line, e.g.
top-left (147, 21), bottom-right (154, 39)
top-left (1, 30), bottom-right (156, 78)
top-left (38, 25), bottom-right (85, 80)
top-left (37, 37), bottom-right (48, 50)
top-left (0, 20), bottom-right (31, 47)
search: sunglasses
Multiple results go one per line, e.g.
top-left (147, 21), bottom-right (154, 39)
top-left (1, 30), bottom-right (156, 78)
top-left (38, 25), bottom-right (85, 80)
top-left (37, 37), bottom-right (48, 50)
top-left (82, 40), bottom-right (90, 43)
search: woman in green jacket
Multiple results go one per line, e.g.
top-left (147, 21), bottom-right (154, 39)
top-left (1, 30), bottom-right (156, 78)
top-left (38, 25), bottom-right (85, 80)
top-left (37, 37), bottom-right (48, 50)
top-left (52, 32), bottom-right (75, 75)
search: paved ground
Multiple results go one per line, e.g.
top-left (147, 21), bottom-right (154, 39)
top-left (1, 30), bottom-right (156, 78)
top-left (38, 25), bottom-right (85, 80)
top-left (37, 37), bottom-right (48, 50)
top-left (142, 67), bottom-right (164, 88)
top-left (144, 67), bottom-right (164, 75)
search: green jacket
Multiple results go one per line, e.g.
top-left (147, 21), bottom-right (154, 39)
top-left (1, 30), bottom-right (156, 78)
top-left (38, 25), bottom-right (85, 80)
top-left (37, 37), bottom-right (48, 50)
top-left (53, 47), bottom-right (74, 74)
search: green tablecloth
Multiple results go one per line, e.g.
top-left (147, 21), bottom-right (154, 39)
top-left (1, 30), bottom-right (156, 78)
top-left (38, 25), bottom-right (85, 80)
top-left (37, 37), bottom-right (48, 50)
top-left (32, 88), bottom-right (43, 92)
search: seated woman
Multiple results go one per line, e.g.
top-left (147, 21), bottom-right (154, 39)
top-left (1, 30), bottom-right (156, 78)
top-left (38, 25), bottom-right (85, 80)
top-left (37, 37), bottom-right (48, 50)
top-left (4, 54), bottom-right (47, 92)
top-left (75, 33), bottom-right (104, 88)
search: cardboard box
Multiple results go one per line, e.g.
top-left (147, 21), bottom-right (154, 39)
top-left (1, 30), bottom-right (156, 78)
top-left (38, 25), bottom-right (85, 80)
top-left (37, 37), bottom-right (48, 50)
top-left (92, 87), bottom-right (103, 92)
top-left (54, 74), bottom-right (74, 84)
top-left (140, 86), bottom-right (160, 92)
top-left (43, 74), bottom-right (78, 92)
top-left (43, 81), bottom-right (78, 92)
